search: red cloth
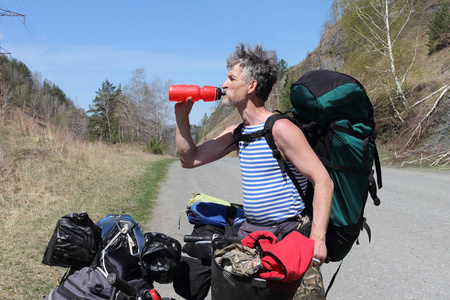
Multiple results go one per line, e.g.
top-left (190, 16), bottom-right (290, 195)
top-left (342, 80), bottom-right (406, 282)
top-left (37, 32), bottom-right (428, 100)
top-left (241, 230), bottom-right (278, 250)
top-left (242, 231), bottom-right (314, 283)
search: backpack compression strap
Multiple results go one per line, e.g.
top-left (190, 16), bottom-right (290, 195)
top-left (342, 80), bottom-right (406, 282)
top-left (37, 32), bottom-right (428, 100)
top-left (328, 122), bottom-right (382, 206)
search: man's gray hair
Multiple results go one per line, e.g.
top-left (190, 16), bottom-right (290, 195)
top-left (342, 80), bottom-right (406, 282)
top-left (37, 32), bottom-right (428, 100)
top-left (227, 43), bottom-right (279, 101)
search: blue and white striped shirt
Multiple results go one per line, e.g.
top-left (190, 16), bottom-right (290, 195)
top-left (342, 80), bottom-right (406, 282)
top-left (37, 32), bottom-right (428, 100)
top-left (239, 121), bottom-right (308, 226)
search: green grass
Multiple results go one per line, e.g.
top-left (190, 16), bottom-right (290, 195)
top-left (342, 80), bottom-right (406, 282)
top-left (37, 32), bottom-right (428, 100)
top-left (126, 157), bottom-right (177, 224)
top-left (0, 131), bottom-right (176, 299)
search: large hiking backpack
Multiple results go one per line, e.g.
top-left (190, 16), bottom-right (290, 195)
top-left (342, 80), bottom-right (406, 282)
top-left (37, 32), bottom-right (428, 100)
top-left (232, 70), bottom-right (382, 263)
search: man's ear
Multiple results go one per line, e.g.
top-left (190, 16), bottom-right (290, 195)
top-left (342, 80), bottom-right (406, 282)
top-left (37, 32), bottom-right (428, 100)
top-left (247, 79), bottom-right (257, 94)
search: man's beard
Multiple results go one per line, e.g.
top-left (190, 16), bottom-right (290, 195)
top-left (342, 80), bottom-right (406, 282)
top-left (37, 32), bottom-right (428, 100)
top-left (221, 91), bottom-right (233, 107)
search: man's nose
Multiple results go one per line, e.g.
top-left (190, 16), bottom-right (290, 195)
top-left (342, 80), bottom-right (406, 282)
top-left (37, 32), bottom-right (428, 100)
top-left (222, 79), bottom-right (229, 89)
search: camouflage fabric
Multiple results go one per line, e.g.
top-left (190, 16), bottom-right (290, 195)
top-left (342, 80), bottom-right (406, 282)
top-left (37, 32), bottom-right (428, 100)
top-left (293, 216), bottom-right (325, 300)
top-left (293, 266), bottom-right (326, 300)
top-left (215, 243), bottom-right (264, 276)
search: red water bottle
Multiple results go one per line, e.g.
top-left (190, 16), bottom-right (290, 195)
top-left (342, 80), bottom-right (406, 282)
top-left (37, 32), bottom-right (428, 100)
top-left (169, 85), bottom-right (224, 102)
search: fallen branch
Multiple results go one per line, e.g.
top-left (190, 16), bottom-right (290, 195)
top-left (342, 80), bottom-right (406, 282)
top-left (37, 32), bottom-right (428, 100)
top-left (401, 149), bottom-right (450, 167)
top-left (401, 153), bottom-right (433, 167)
top-left (404, 85), bottom-right (449, 149)
top-left (411, 85), bottom-right (449, 108)
top-left (420, 85), bottom-right (449, 121)
top-left (430, 150), bottom-right (450, 167)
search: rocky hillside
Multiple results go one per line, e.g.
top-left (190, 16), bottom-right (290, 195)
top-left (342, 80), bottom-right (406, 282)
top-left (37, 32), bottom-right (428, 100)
top-left (204, 0), bottom-right (449, 167)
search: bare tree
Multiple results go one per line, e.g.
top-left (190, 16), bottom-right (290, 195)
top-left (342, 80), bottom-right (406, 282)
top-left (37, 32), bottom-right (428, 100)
top-left (344, 0), bottom-right (418, 120)
top-left (31, 72), bottom-right (43, 119)
top-left (148, 77), bottom-right (172, 141)
top-left (122, 69), bottom-right (173, 142)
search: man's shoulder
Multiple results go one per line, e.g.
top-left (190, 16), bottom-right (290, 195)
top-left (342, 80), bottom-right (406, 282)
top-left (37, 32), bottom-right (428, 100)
top-left (271, 116), bottom-right (299, 134)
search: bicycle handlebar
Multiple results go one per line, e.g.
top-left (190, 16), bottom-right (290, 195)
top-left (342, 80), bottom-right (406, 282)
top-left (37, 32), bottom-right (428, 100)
top-left (183, 234), bottom-right (242, 244)
top-left (107, 273), bottom-right (140, 298)
top-left (183, 235), bottom-right (213, 243)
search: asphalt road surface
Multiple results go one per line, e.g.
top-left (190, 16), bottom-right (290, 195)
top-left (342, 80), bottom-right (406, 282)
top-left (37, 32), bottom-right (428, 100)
top-left (145, 157), bottom-right (450, 300)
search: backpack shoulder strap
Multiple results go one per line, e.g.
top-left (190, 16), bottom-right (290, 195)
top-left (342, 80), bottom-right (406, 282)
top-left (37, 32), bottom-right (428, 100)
top-left (222, 122), bottom-right (245, 153)
top-left (233, 122), bottom-right (245, 141)
top-left (224, 113), bottom-right (295, 172)
top-left (263, 114), bottom-right (301, 172)
top-left (263, 114), bottom-right (310, 203)
top-left (224, 116), bottom-right (278, 152)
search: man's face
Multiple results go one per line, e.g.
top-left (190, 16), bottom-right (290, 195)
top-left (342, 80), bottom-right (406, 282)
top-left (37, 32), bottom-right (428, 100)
top-left (221, 64), bottom-right (249, 106)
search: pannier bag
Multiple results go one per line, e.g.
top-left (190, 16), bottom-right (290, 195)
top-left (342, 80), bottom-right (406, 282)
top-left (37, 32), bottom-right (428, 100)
top-left (173, 252), bottom-right (213, 300)
top-left (45, 266), bottom-right (114, 300)
top-left (97, 214), bottom-right (145, 256)
top-left (141, 232), bottom-right (182, 284)
top-left (175, 194), bottom-right (245, 300)
top-left (44, 213), bottom-right (180, 299)
top-left (42, 212), bottom-right (101, 268)
top-left (45, 265), bottom-right (153, 300)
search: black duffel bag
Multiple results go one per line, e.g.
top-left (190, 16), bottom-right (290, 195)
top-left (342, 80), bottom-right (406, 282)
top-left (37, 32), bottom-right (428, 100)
top-left (42, 212), bottom-right (101, 268)
top-left (141, 232), bottom-right (182, 284)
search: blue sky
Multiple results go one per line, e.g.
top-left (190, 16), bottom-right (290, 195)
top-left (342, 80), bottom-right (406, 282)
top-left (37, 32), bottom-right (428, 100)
top-left (0, 0), bottom-right (331, 125)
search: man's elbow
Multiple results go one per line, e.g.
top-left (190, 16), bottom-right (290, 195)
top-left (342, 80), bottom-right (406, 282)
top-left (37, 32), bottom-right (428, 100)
top-left (179, 158), bottom-right (196, 169)
top-left (326, 177), bottom-right (334, 204)
top-left (328, 176), bottom-right (334, 190)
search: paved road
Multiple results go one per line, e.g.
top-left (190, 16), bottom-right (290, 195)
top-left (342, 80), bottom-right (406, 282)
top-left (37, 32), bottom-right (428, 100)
top-left (145, 158), bottom-right (450, 299)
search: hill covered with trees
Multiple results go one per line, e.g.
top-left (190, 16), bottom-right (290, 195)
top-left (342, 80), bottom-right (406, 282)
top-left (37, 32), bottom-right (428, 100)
top-left (0, 55), bottom-right (86, 137)
top-left (0, 56), bottom-right (174, 154)
top-left (203, 0), bottom-right (449, 167)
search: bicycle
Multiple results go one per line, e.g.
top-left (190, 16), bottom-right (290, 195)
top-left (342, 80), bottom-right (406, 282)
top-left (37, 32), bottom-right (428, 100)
top-left (107, 272), bottom-right (174, 300)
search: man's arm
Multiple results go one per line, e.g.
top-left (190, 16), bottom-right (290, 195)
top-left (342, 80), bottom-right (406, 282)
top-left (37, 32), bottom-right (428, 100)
top-left (272, 118), bottom-right (334, 266)
top-left (175, 99), bottom-right (239, 168)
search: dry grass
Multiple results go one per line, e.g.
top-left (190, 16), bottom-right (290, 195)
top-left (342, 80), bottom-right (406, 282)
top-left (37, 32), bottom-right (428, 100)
top-left (0, 109), bottom-right (174, 299)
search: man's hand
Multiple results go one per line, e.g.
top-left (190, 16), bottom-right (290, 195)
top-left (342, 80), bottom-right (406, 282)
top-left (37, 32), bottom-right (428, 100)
top-left (175, 97), bottom-right (193, 120)
top-left (310, 236), bottom-right (327, 267)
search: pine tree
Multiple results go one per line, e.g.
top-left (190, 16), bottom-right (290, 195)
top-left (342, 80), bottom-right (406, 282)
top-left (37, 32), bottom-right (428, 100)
top-left (87, 80), bottom-right (122, 142)
top-left (426, 4), bottom-right (450, 54)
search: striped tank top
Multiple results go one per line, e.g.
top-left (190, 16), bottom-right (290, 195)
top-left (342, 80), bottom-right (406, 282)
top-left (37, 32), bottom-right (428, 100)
top-left (238, 121), bottom-right (308, 226)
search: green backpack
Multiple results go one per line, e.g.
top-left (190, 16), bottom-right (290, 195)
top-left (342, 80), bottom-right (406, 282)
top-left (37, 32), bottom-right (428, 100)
top-left (232, 70), bottom-right (382, 262)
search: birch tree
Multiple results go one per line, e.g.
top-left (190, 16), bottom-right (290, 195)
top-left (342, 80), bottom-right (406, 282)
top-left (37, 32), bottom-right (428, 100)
top-left (342, 0), bottom-right (417, 120)
top-left (122, 69), bottom-right (172, 142)
top-left (148, 77), bottom-right (172, 141)
top-left (125, 68), bottom-right (148, 139)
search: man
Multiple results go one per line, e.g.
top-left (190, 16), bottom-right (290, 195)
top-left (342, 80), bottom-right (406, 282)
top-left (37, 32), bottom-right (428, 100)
top-left (175, 43), bottom-right (333, 299)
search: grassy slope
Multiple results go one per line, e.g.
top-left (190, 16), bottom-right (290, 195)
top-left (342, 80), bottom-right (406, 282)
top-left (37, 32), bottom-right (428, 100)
top-left (204, 1), bottom-right (450, 168)
top-left (0, 110), bottom-right (176, 299)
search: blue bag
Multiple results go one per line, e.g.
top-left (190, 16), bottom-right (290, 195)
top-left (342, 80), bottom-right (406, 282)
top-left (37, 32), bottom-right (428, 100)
top-left (97, 214), bottom-right (145, 257)
top-left (187, 201), bottom-right (245, 227)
